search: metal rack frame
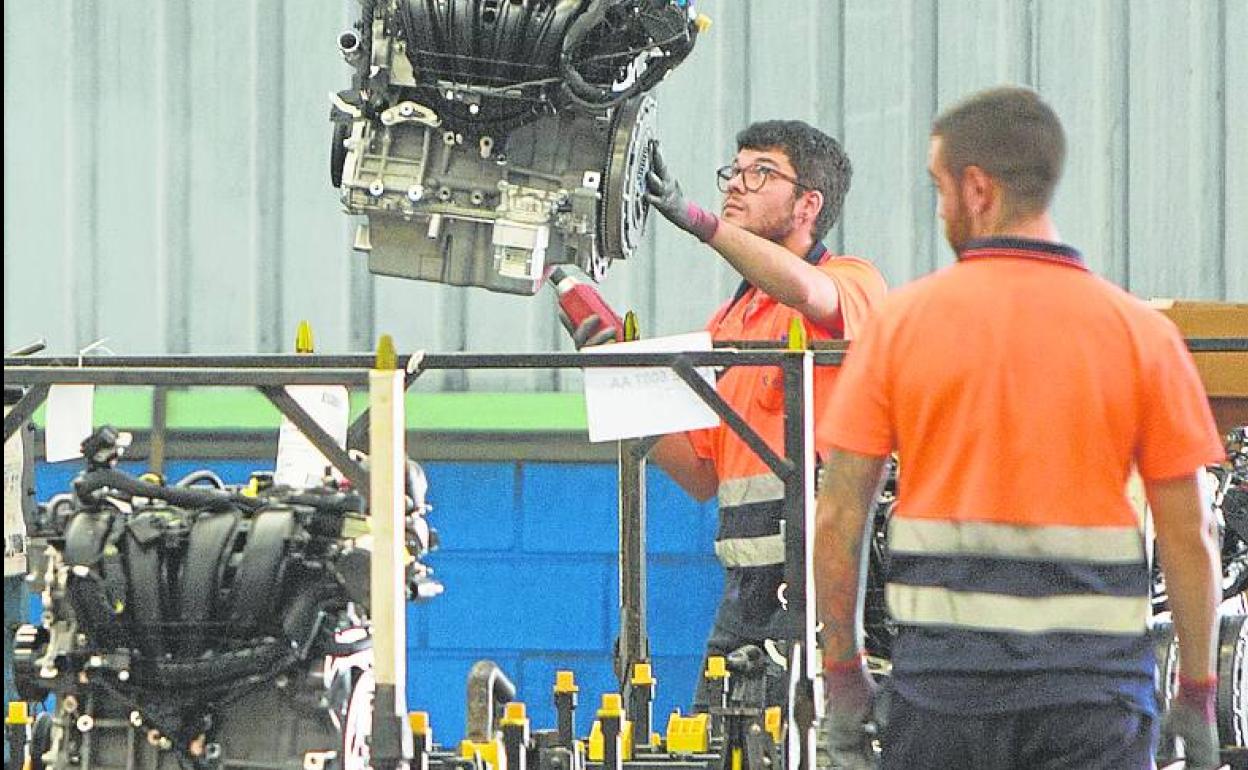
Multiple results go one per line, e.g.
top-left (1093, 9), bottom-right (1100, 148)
top-left (3, 348), bottom-right (842, 770)
top-left (7, 337), bottom-right (1241, 770)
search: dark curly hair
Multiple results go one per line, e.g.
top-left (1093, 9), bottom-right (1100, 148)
top-left (736, 120), bottom-right (852, 240)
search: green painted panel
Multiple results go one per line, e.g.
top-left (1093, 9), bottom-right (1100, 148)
top-left (27, 389), bottom-right (588, 432)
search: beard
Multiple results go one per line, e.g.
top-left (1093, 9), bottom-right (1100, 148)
top-left (943, 197), bottom-right (974, 254)
top-left (725, 197), bottom-right (798, 244)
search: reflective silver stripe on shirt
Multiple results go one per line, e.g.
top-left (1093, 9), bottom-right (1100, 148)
top-left (718, 472), bottom-right (785, 508)
top-left (715, 532), bottom-right (786, 568)
top-left (889, 517), bottom-right (1145, 564)
top-left (886, 583), bottom-right (1150, 636)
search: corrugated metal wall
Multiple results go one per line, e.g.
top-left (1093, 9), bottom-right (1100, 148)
top-left (5, 1), bottom-right (1245, 391)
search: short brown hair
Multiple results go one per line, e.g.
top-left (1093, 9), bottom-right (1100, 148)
top-left (931, 86), bottom-right (1065, 219)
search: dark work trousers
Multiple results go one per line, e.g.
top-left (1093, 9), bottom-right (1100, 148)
top-left (691, 623), bottom-right (789, 713)
top-left (881, 690), bottom-right (1157, 770)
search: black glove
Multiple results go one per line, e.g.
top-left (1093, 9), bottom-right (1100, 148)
top-left (643, 143), bottom-right (720, 242)
top-left (558, 310), bottom-right (617, 349)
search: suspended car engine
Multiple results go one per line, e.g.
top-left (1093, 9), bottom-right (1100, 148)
top-left (330, 0), bottom-right (703, 294)
top-left (13, 427), bottom-right (439, 770)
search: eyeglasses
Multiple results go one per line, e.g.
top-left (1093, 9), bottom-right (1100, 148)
top-left (715, 163), bottom-right (809, 193)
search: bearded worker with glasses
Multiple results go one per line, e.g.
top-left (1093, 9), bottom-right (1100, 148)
top-left (561, 121), bottom-right (887, 712)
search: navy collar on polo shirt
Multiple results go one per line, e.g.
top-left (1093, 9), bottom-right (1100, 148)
top-left (958, 236), bottom-right (1086, 270)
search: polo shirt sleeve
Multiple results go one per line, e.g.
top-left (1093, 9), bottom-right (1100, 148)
top-left (684, 302), bottom-right (735, 462)
top-left (1135, 321), bottom-right (1225, 481)
top-left (818, 256), bottom-right (888, 339)
top-left (825, 309), bottom-right (895, 457)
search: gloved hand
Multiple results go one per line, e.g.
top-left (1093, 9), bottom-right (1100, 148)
top-left (818, 656), bottom-right (878, 770)
top-left (1157, 676), bottom-right (1220, 770)
top-left (558, 310), bottom-right (617, 349)
top-left (644, 143), bottom-right (720, 242)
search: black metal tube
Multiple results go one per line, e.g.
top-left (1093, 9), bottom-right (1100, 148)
top-left (0, 367), bottom-right (372, 387)
top-left (2, 349), bottom-right (815, 371)
top-left (628, 434), bottom-right (662, 463)
top-left (4, 337), bottom-right (1241, 375)
top-left (2, 383), bottom-right (48, 442)
top-left (149, 386), bottom-right (168, 476)
top-left (616, 439), bottom-right (648, 690)
top-left (780, 353), bottom-right (817, 770)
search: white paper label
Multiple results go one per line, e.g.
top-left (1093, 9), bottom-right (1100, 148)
top-left (4, 404), bottom-right (28, 567)
top-left (582, 332), bottom-right (720, 443)
top-left (45, 384), bottom-right (95, 462)
top-left (274, 385), bottom-right (350, 489)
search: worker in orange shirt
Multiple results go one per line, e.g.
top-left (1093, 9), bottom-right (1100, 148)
top-left (563, 120), bottom-right (887, 710)
top-left (812, 86), bottom-right (1224, 769)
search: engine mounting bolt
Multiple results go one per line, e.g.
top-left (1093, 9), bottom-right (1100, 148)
top-left (400, 103), bottom-right (413, 116)
top-left (130, 711), bottom-right (143, 727)
top-left (63, 696), bottom-right (78, 713)
top-left (118, 670), bottom-right (130, 682)
top-left (76, 715), bottom-right (94, 733)
top-left (158, 737), bottom-right (173, 751)
top-left (369, 180), bottom-right (385, 196)
top-left (468, 103), bottom-right (480, 115)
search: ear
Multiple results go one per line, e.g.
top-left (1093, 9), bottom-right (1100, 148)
top-left (960, 166), bottom-right (995, 215)
top-left (797, 188), bottom-right (824, 231)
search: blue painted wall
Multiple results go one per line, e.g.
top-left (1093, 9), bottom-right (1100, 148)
top-left (33, 459), bottom-right (723, 746)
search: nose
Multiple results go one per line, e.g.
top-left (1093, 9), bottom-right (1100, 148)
top-left (724, 168), bottom-right (748, 195)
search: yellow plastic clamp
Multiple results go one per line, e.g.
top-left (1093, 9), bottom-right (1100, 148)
top-left (459, 738), bottom-right (504, 770)
top-left (664, 710), bottom-right (709, 754)
top-left (499, 701), bottom-right (528, 727)
top-left (587, 716), bottom-right (634, 762)
top-left (705, 655), bottom-right (727, 680)
top-left (630, 662), bottom-right (655, 687)
top-left (408, 711), bottom-right (431, 740)
top-left (764, 706), bottom-right (782, 745)
top-left (6, 701), bottom-right (30, 725)
top-left (554, 670), bottom-right (579, 694)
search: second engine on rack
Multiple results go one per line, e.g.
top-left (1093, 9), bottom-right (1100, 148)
top-left (13, 427), bottom-right (439, 770)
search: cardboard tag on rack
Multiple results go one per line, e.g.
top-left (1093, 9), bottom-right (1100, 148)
top-left (45, 385), bottom-right (95, 462)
